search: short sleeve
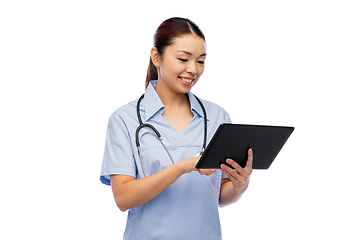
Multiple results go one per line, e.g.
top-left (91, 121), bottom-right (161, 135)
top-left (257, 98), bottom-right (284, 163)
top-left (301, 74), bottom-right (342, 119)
top-left (223, 109), bottom-right (231, 124)
top-left (100, 112), bottom-right (137, 185)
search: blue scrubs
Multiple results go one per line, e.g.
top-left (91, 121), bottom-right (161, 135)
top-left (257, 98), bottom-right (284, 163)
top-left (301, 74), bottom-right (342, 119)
top-left (100, 80), bottom-right (231, 240)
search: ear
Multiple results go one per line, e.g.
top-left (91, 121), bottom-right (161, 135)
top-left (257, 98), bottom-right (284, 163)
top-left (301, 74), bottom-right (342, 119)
top-left (150, 47), bottom-right (161, 67)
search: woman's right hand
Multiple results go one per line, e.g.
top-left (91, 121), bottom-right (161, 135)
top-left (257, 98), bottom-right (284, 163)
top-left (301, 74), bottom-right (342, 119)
top-left (177, 156), bottom-right (217, 176)
top-left (111, 155), bottom-right (217, 212)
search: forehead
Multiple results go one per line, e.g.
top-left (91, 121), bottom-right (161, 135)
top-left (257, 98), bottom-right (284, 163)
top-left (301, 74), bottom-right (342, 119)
top-left (168, 34), bottom-right (206, 56)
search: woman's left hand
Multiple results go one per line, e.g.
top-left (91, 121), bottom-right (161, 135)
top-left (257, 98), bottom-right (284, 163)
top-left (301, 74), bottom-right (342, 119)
top-left (220, 148), bottom-right (253, 192)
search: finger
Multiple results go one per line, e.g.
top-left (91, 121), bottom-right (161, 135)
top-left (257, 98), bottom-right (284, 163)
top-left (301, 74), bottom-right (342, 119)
top-left (246, 148), bottom-right (253, 172)
top-left (221, 163), bottom-right (241, 179)
top-left (198, 169), bottom-right (216, 176)
top-left (200, 169), bottom-right (210, 175)
top-left (226, 158), bottom-right (246, 176)
top-left (220, 166), bottom-right (236, 180)
top-left (225, 158), bottom-right (251, 181)
top-left (223, 158), bottom-right (251, 182)
top-left (220, 166), bottom-right (246, 183)
top-left (205, 169), bottom-right (216, 176)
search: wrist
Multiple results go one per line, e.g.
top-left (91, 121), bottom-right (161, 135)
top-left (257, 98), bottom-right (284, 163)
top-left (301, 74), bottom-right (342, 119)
top-left (174, 161), bottom-right (186, 175)
top-left (234, 179), bottom-right (249, 194)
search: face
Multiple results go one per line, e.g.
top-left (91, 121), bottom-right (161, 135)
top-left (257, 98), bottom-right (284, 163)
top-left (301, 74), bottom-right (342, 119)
top-left (151, 34), bottom-right (206, 94)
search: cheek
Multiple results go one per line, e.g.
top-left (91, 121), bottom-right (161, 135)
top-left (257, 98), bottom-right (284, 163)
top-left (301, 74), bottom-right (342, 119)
top-left (197, 65), bottom-right (205, 76)
top-left (162, 60), bottom-right (183, 76)
top-left (200, 65), bottom-right (205, 73)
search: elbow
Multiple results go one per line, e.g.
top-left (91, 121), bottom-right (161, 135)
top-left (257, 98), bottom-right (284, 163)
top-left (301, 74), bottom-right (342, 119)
top-left (119, 206), bottom-right (128, 212)
top-left (218, 199), bottom-right (228, 208)
top-left (110, 175), bottom-right (137, 212)
top-left (218, 200), bottom-right (233, 208)
top-left (115, 199), bottom-right (129, 212)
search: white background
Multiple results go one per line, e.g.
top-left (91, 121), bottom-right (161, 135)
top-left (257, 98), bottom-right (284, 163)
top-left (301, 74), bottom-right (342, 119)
top-left (1, 1), bottom-right (359, 239)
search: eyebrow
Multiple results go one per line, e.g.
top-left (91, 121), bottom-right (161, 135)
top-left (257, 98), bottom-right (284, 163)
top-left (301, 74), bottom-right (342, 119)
top-left (177, 50), bottom-right (206, 57)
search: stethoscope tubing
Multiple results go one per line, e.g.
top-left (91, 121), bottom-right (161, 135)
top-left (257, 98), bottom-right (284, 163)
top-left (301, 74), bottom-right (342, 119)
top-left (136, 93), bottom-right (207, 177)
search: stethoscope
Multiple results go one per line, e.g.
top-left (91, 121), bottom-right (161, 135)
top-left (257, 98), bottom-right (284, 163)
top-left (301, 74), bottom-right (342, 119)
top-left (135, 93), bottom-right (207, 177)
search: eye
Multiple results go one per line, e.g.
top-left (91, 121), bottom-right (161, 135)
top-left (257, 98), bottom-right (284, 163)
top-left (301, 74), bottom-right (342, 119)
top-left (178, 58), bottom-right (188, 62)
top-left (197, 61), bottom-right (205, 64)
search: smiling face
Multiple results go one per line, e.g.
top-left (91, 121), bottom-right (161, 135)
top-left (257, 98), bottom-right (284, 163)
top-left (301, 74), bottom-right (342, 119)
top-left (151, 33), bottom-right (206, 95)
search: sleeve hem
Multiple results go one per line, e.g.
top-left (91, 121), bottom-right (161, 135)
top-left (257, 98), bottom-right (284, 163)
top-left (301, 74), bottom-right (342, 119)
top-left (100, 168), bottom-right (137, 186)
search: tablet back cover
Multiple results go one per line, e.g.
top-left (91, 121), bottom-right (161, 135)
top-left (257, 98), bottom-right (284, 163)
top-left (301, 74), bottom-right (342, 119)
top-left (196, 124), bottom-right (294, 169)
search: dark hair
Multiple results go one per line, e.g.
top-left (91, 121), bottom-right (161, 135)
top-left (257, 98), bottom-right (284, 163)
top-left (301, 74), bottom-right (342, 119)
top-left (145, 17), bottom-right (205, 89)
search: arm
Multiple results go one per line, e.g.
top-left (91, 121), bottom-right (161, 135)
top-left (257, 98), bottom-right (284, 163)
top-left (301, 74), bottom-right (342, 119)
top-left (110, 156), bottom-right (216, 212)
top-left (219, 149), bottom-right (253, 207)
top-left (219, 177), bottom-right (250, 207)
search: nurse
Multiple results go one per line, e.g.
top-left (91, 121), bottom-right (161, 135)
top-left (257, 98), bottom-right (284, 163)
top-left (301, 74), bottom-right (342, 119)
top-left (100, 17), bottom-right (253, 240)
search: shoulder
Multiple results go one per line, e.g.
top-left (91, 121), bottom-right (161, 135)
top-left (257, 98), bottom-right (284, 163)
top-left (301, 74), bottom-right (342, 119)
top-left (201, 98), bottom-right (226, 112)
top-left (110, 98), bottom-right (138, 118)
top-left (193, 95), bottom-right (231, 124)
top-left (107, 98), bottom-right (140, 128)
top-left (197, 96), bottom-right (231, 120)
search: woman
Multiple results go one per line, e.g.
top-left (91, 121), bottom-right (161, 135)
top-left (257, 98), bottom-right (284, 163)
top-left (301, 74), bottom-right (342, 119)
top-left (100, 17), bottom-right (253, 240)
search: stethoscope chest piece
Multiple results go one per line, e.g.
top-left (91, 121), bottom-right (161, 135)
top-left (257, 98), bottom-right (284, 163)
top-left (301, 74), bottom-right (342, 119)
top-left (195, 151), bottom-right (203, 157)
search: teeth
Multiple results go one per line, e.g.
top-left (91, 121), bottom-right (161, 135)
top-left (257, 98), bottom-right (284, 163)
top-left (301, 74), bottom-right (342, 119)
top-left (180, 77), bottom-right (194, 83)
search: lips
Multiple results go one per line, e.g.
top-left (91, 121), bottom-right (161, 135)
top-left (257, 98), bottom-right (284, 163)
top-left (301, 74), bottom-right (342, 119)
top-left (179, 76), bottom-right (195, 86)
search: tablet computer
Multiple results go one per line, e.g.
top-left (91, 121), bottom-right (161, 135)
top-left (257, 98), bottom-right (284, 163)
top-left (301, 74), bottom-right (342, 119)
top-left (195, 123), bottom-right (294, 169)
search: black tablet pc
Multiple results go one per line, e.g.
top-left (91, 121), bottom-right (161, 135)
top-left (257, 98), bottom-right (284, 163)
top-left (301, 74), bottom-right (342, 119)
top-left (195, 123), bottom-right (294, 169)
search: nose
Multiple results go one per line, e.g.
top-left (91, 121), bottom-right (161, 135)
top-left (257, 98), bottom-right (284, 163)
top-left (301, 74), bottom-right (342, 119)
top-left (186, 61), bottom-right (197, 75)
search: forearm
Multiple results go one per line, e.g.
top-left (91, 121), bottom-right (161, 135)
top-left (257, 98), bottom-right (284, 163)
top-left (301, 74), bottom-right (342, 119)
top-left (111, 162), bottom-right (185, 211)
top-left (219, 179), bottom-right (249, 207)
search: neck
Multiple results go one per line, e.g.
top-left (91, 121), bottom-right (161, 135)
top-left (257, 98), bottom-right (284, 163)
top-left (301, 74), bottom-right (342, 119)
top-left (155, 80), bottom-right (190, 109)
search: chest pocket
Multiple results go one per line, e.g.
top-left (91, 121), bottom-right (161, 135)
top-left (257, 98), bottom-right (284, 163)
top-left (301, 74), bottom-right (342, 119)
top-left (136, 120), bottom-right (204, 177)
top-left (137, 129), bottom-right (174, 177)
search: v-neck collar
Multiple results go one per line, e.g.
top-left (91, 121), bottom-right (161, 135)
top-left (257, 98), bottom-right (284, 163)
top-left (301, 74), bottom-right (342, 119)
top-left (143, 80), bottom-right (208, 122)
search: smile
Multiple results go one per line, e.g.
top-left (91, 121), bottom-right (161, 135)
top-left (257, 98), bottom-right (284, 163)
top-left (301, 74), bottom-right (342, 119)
top-left (179, 77), bottom-right (195, 83)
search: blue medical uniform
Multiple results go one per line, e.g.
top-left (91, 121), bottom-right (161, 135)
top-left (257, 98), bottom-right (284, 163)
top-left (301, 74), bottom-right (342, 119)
top-left (100, 80), bottom-right (231, 240)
